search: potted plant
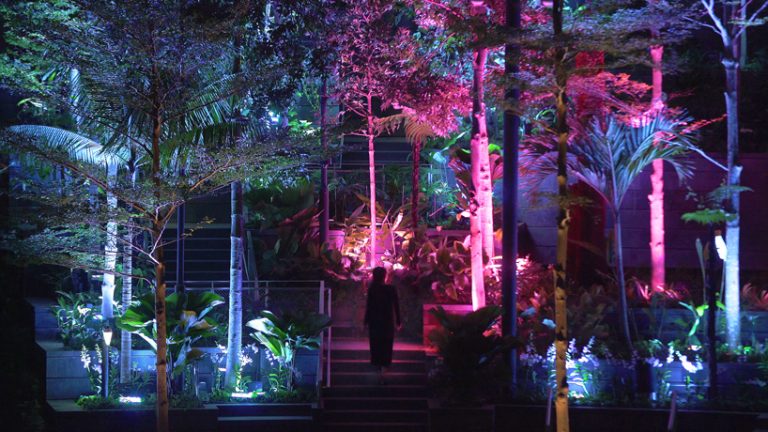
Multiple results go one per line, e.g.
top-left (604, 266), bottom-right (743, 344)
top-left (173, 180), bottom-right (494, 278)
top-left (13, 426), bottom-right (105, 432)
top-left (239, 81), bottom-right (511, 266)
top-left (427, 305), bottom-right (517, 432)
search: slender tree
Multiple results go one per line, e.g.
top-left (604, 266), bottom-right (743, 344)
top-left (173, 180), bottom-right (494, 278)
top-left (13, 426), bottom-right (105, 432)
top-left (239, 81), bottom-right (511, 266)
top-left (694, 0), bottom-right (768, 351)
top-left (334, 0), bottom-right (420, 267)
top-left (1, 3), bottom-right (312, 431)
top-left (502, 0), bottom-right (522, 389)
top-left (551, 2), bottom-right (570, 428)
top-left (413, 0), bottom-right (505, 309)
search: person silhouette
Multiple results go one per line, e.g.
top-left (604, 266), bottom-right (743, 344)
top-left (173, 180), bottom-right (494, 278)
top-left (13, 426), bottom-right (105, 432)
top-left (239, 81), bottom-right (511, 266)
top-left (363, 267), bottom-right (401, 383)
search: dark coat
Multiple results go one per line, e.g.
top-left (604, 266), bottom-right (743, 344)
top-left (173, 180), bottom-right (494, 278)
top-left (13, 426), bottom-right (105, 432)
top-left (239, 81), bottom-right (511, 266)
top-left (364, 282), bottom-right (401, 366)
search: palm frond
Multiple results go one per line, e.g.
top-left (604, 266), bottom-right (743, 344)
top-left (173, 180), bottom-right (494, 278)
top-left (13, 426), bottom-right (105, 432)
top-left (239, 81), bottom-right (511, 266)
top-left (571, 114), bottom-right (696, 210)
top-left (9, 125), bottom-right (127, 166)
top-left (404, 121), bottom-right (437, 144)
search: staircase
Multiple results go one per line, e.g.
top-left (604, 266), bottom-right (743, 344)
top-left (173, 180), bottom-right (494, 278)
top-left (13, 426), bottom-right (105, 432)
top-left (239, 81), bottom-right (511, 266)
top-left (321, 327), bottom-right (429, 432)
top-left (164, 225), bottom-right (232, 284)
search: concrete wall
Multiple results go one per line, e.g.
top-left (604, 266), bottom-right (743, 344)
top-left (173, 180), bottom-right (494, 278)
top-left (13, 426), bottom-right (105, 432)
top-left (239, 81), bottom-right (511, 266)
top-left (519, 153), bottom-right (768, 270)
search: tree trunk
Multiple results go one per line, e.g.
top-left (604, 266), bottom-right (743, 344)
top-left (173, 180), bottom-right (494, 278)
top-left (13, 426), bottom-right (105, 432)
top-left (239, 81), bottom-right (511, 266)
top-left (120, 225), bottom-right (133, 383)
top-left (120, 162), bottom-right (137, 383)
top-left (502, 0), bottom-right (521, 391)
top-left (411, 138), bottom-right (421, 231)
top-left (319, 77), bottom-right (329, 246)
top-left (152, 225), bottom-right (169, 432)
top-left (472, 47), bottom-right (495, 263)
top-left (552, 2), bottom-right (569, 430)
top-left (367, 94), bottom-right (377, 267)
top-left (723, 56), bottom-right (741, 351)
top-left (151, 95), bottom-right (169, 432)
top-left (101, 162), bottom-right (119, 322)
top-left (225, 34), bottom-right (245, 389)
top-left (648, 42), bottom-right (665, 292)
top-left (225, 181), bottom-right (244, 388)
top-left (470, 47), bottom-right (490, 309)
top-left (614, 209), bottom-right (633, 351)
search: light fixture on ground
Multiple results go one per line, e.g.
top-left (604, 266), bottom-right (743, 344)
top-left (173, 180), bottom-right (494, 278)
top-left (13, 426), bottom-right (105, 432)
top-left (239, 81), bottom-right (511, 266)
top-left (102, 326), bottom-right (112, 398)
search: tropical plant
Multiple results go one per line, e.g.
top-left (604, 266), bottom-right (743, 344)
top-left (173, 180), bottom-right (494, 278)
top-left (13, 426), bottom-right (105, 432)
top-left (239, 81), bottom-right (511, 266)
top-left (525, 113), bottom-right (697, 351)
top-left (427, 305), bottom-right (517, 405)
top-left (117, 291), bottom-right (224, 378)
top-left (9, 123), bottom-right (128, 330)
top-left (246, 310), bottom-right (331, 393)
top-left (51, 290), bottom-right (105, 350)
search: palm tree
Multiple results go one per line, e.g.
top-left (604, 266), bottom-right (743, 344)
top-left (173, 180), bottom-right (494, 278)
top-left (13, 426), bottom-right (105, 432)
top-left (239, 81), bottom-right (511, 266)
top-left (9, 125), bottom-right (128, 321)
top-left (526, 114), bottom-right (696, 350)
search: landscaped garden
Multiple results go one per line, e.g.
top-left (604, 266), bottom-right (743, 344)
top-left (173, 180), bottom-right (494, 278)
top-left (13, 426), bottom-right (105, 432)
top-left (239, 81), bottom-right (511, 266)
top-left (1, 1), bottom-right (767, 432)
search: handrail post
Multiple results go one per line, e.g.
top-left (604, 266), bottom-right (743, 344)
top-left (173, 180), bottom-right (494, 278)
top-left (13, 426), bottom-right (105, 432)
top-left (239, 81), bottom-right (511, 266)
top-left (667, 391), bottom-right (678, 432)
top-left (318, 280), bottom-right (325, 386)
top-left (326, 285), bottom-right (332, 387)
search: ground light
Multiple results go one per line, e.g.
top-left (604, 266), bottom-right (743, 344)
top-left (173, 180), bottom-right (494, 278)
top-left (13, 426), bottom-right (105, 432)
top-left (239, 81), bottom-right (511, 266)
top-left (714, 230), bottom-right (727, 260)
top-left (101, 327), bottom-right (112, 399)
top-left (118, 396), bottom-right (142, 404)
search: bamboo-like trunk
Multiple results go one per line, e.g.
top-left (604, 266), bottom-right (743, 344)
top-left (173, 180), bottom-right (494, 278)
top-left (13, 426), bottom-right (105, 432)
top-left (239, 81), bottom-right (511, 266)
top-left (648, 42), bottom-right (665, 292)
top-left (411, 138), bottom-right (421, 231)
top-left (470, 47), bottom-right (490, 310)
top-left (101, 162), bottom-right (118, 321)
top-left (552, 2), bottom-right (569, 430)
top-left (723, 56), bottom-right (741, 351)
top-left (120, 162), bottom-right (137, 383)
top-left (225, 181), bottom-right (244, 388)
top-left (367, 94), bottom-right (377, 267)
top-left (120, 225), bottom-right (134, 383)
top-left (225, 36), bottom-right (244, 389)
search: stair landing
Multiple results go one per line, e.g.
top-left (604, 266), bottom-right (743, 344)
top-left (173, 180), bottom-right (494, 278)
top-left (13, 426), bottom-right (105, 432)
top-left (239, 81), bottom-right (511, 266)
top-left (322, 332), bottom-right (429, 432)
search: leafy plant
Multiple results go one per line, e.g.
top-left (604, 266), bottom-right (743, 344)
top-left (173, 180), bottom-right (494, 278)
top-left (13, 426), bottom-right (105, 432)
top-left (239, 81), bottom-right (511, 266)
top-left (51, 290), bottom-right (106, 350)
top-left (117, 291), bottom-right (224, 377)
top-left (76, 395), bottom-right (120, 410)
top-left (427, 305), bottom-right (517, 405)
top-left (246, 310), bottom-right (331, 393)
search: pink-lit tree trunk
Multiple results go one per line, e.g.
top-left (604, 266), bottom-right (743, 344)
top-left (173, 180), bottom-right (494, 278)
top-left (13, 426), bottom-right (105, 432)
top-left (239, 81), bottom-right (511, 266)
top-left (470, 47), bottom-right (490, 310)
top-left (367, 93), bottom-right (378, 267)
top-left (648, 42), bottom-right (666, 292)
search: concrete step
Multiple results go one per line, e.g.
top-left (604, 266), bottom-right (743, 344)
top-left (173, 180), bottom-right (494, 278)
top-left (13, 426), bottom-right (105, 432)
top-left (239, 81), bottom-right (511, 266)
top-left (331, 340), bottom-right (425, 362)
top-left (321, 422), bottom-right (424, 432)
top-left (333, 372), bottom-right (427, 386)
top-left (322, 409), bottom-right (428, 424)
top-left (163, 237), bottom-right (231, 249)
top-left (331, 349), bottom-right (425, 362)
top-left (216, 403), bottom-right (313, 417)
top-left (218, 416), bottom-right (313, 432)
top-left (160, 249), bottom-right (230, 260)
top-left (323, 397), bottom-right (428, 411)
top-left (166, 259), bottom-right (231, 271)
top-left (331, 359), bottom-right (425, 374)
top-left (323, 385), bottom-right (428, 398)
